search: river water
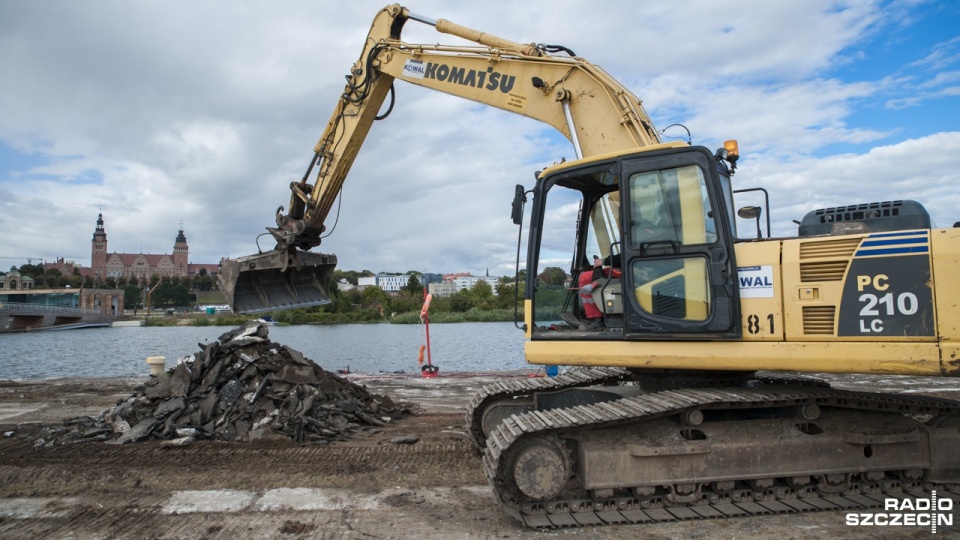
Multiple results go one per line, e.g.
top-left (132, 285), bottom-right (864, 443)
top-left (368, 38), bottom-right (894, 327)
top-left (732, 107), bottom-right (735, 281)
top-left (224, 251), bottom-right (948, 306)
top-left (0, 322), bottom-right (529, 380)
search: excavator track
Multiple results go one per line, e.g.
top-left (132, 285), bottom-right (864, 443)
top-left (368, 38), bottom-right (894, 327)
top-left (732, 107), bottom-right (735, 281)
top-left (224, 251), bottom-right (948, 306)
top-left (465, 367), bottom-right (627, 448)
top-left (481, 381), bottom-right (960, 528)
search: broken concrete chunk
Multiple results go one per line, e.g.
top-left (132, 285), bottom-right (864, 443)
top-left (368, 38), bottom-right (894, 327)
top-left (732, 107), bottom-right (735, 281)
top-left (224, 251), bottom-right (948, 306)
top-left (114, 418), bottom-right (157, 444)
top-left (198, 391), bottom-right (219, 423)
top-left (222, 336), bottom-right (266, 351)
top-left (154, 397), bottom-right (186, 418)
top-left (161, 436), bottom-right (195, 447)
top-left (390, 436), bottom-right (420, 445)
top-left (219, 379), bottom-right (243, 405)
top-left (113, 419), bottom-right (130, 434)
top-left (275, 364), bottom-right (317, 385)
top-left (30, 322), bottom-right (406, 447)
top-left (282, 346), bottom-right (308, 366)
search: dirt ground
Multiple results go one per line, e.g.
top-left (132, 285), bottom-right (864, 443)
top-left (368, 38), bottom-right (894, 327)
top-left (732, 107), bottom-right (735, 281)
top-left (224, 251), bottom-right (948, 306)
top-left (0, 372), bottom-right (957, 539)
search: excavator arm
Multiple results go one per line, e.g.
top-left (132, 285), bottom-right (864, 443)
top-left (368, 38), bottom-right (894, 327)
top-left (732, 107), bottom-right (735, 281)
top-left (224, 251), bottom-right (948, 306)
top-left (219, 4), bottom-right (660, 313)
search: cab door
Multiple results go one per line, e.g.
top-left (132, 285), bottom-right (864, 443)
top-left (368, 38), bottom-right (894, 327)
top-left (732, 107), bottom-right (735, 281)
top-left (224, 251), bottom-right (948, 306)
top-left (619, 147), bottom-right (740, 338)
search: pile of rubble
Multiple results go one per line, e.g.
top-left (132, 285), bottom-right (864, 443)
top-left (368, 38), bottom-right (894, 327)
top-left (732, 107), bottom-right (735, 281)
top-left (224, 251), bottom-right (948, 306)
top-left (32, 321), bottom-right (407, 446)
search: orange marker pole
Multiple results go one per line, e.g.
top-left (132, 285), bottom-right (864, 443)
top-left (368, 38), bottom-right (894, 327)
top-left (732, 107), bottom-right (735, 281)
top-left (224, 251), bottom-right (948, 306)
top-left (419, 288), bottom-right (438, 378)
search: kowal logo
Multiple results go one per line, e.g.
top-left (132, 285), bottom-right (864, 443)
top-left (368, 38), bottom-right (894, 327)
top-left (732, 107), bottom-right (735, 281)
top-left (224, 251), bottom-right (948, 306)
top-left (402, 59), bottom-right (426, 79)
top-left (846, 491), bottom-right (954, 534)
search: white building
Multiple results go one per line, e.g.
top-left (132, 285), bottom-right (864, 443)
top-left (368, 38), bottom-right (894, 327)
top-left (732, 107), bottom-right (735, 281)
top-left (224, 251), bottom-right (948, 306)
top-left (335, 279), bottom-right (357, 292)
top-left (452, 275), bottom-right (500, 292)
top-left (428, 274), bottom-right (500, 296)
top-left (377, 274), bottom-right (411, 292)
top-left (428, 282), bottom-right (459, 297)
top-left (357, 274), bottom-right (414, 293)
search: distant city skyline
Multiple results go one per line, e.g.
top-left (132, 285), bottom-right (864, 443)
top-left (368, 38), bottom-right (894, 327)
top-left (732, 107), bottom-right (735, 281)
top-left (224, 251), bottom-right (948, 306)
top-left (1, 211), bottom-right (514, 280)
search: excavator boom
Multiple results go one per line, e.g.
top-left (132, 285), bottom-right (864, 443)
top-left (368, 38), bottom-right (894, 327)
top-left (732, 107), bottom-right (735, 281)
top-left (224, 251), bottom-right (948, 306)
top-left (218, 4), bottom-right (660, 313)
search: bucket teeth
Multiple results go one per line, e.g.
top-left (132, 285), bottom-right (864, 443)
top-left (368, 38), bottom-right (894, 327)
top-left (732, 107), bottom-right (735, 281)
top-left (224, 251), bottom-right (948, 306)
top-left (217, 250), bottom-right (337, 314)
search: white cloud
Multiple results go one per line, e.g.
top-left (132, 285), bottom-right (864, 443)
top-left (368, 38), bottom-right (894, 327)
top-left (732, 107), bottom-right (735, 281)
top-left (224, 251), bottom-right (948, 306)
top-left (741, 132), bottom-right (960, 235)
top-left (0, 0), bottom-right (957, 278)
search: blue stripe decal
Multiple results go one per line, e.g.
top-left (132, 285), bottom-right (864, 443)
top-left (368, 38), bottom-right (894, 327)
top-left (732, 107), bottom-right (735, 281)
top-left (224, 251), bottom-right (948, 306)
top-left (867, 230), bottom-right (928, 238)
top-left (855, 246), bottom-right (929, 257)
top-left (860, 237), bottom-right (929, 247)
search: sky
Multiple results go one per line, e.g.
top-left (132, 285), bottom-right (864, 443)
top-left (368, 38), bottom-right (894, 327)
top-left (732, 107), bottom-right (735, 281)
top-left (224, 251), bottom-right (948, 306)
top-left (1, 0), bottom-right (958, 278)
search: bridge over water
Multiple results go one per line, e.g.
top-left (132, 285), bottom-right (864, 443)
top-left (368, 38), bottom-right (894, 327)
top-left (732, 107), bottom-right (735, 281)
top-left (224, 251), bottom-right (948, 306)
top-left (0, 288), bottom-right (123, 332)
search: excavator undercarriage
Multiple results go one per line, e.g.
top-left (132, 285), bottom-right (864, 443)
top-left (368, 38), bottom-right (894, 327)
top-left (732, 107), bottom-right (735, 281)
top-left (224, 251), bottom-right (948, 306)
top-left (466, 369), bottom-right (960, 528)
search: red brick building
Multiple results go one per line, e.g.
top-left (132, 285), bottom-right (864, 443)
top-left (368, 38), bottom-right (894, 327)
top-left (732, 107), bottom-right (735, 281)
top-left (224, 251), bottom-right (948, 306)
top-left (46, 213), bottom-right (219, 282)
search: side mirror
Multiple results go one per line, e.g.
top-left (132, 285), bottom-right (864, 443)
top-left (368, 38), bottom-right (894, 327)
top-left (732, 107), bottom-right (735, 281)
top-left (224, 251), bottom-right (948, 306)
top-left (737, 206), bottom-right (760, 220)
top-left (738, 205), bottom-right (763, 239)
top-left (511, 185), bottom-right (526, 225)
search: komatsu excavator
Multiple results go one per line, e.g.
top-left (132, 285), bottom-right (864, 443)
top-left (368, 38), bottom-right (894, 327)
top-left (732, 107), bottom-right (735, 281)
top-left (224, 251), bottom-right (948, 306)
top-left (218, 4), bottom-right (960, 529)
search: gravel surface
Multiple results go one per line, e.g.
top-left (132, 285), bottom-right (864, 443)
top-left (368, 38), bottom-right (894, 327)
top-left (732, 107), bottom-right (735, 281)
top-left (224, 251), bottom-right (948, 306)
top-left (0, 372), bottom-right (957, 539)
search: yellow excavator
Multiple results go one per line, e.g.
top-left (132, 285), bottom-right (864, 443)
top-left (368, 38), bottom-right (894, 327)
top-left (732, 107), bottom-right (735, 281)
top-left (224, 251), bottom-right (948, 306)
top-left (218, 4), bottom-right (960, 528)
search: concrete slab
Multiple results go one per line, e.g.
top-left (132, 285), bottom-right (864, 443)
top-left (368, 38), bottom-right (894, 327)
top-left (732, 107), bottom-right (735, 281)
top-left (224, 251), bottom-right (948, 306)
top-left (161, 490), bottom-right (256, 514)
top-left (0, 405), bottom-right (41, 422)
top-left (0, 498), bottom-right (77, 519)
top-left (254, 488), bottom-right (380, 511)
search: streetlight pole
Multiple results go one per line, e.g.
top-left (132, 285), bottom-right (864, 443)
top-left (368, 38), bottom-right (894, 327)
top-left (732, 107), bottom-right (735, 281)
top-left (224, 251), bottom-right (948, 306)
top-left (146, 279), bottom-right (162, 318)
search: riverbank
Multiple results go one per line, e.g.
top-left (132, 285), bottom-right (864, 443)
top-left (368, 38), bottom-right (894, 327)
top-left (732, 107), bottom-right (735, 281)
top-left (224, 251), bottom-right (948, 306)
top-left (4, 372), bottom-right (954, 539)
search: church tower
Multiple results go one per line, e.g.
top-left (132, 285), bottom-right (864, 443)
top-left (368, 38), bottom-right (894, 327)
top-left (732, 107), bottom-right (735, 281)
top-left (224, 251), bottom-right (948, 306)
top-left (91, 213), bottom-right (108, 280)
top-left (173, 226), bottom-right (189, 277)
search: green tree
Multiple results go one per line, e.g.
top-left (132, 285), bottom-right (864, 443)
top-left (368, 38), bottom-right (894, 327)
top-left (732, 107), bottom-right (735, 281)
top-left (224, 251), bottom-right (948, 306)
top-left (361, 286), bottom-right (390, 317)
top-left (66, 271), bottom-right (83, 288)
top-left (332, 269), bottom-right (373, 286)
top-left (148, 277), bottom-right (190, 307)
top-left (391, 290), bottom-right (423, 315)
top-left (123, 283), bottom-right (144, 309)
top-left (335, 287), bottom-right (364, 313)
top-left (403, 273), bottom-right (423, 295)
top-left (448, 291), bottom-right (473, 313)
top-left (18, 263), bottom-right (44, 278)
top-left (537, 267), bottom-right (568, 287)
top-left (465, 280), bottom-right (494, 309)
top-left (42, 268), bottom-right (64, 288)
top-left (495, 280), bottom-right (524, 310)
top-left (194, 273), bottom-right (214, 292)
top-left (469, 279), bottom-right (493, 298)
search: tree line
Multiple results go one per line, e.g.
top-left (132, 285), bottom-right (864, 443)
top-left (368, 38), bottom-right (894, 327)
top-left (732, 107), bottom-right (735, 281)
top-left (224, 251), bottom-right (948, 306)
top-left (5, 263), bottom-right (573, 322)
top-left (264, 269), bottom-right (530, 324)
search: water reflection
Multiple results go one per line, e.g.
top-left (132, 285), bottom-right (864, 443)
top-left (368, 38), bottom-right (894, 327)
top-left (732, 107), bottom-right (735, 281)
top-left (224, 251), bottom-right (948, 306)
top-left (0, 322), bottom-right (527, 379)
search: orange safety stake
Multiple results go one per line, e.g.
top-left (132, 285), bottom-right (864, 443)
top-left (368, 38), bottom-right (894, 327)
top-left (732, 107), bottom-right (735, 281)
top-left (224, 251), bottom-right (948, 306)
top-left (419, 288), bottom-right (438, 378)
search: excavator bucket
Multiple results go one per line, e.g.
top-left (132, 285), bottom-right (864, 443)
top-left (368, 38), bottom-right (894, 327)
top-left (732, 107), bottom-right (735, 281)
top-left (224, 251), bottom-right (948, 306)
top-left (217, 249), bottom-right (337, 314)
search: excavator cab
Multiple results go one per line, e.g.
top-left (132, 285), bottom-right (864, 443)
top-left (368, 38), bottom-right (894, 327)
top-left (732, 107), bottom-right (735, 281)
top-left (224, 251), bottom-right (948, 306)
top-left (217, 249), bottom-right (337, 314)
top-left (526, 142), bottom-right (741, 338)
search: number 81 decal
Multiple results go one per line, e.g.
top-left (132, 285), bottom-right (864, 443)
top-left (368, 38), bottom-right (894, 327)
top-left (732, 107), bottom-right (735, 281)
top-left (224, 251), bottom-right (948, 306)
top-left (746, 313), bottom-right (775, 335)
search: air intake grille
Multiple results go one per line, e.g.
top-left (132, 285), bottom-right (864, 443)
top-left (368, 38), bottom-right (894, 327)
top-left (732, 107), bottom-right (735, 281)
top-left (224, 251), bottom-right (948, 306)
top-left (800, 261), bottom-right (849, 282)
top-left (813, 201), bottom-right (902, 223)
top-left (803, 306), bottom-right (836, 335)
top-left (798, 237), bottom-right (860, 282)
